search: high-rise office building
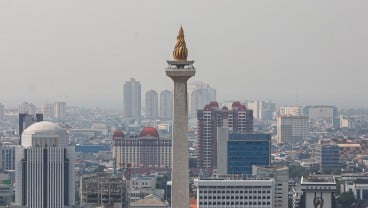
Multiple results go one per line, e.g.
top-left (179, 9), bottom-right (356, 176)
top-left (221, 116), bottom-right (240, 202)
top-left (247, 101), bottom-right (276, 120)
top-left (123, 78), bottom-right (141, 119)
top-left (188, 81), bottom-right (216, 119)
top-left (159, 90), bottom-right (172, 120)
top-left (145, 90), bottom-right (158, 119)
top-left (276, 115), bottom-right (308, 144)
top-left (216, 128), bottom-right (271, 175)
top-left (197, 101), bottom-right (253, 170)
top-left (15, 121), bottom-right (75, 208)
top-left (18, 113), bottom-right (43, 144)
top-left (38, 103), bottom-right (54, 120)
top-left (0, 103), bottom-right (4, 121)
top-left (54, 102), bottom-right (66, 120)
top-left (19, 102), bottom-right (37, 114)
top-left (320, 144), bottom-right (340, 174)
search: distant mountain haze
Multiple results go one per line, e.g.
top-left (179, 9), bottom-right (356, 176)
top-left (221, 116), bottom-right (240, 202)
top-left (0, 0), bottom-right (367, 108)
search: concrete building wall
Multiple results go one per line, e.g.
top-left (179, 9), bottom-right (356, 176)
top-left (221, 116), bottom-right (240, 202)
top-left (194, 179), bottom-right (274, 208)
top-left (159, 90), bottom-right (172, 120)
top-left (277, 115), bottom-right (308, 144)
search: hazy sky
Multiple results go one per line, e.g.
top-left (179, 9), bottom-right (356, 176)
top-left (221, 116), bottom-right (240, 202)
top-left (0, 1), bottom-right (367, 109)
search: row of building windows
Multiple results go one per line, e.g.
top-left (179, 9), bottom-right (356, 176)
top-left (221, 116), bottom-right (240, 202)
top-left (199, 201), bottom-right (271, 205)
top-left (200, 190), bottom-right (271, 194)
top-left (199, 195), bottom-right (271, 200)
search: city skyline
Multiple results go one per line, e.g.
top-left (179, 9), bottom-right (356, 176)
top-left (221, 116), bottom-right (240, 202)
top-left (0, 1), bottom-right (367, 109)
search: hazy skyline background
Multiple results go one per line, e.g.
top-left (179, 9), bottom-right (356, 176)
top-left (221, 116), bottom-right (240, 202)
top-left (0, 1), bottom-right (367, 109)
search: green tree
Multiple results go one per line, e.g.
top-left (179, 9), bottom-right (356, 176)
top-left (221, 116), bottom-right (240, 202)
top-left (289, 164), bottom-right (310, 179)
top-left (337, 191), bottom-right (356, 208)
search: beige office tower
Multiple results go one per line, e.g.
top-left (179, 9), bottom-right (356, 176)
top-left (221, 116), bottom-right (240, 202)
top-left (160, 90), bottom-right (173, 120)
top-left (54, 101), bottom-right (66, 119)
top-left (166, 26), bottom-right (195, 208)
top-left (145, 89), bottom-right (158, 119)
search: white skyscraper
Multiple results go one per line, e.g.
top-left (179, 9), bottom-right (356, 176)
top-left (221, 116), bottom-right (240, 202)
top-left (145, 90), bottom-right (158, 119)
top-left (159, 90), bottom-right (172, 120)
top-left (123, 78), bottom-right (141, 119)
top-left (54, 102), bottom-right (66, 120)
top-left (188, 81), bottom-right (216, 119)
top-left (38, 103), bottom-right (54, 120)
top-left (247, 100), bottom-right (276, 120)
top-left (19, 102), bottom-right (37, 114)
top-left (15, 121), bottom-right (75, 208)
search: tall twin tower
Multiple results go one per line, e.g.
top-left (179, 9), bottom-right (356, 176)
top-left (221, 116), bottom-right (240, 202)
top-left (166, 26), bottom-right (195, 208)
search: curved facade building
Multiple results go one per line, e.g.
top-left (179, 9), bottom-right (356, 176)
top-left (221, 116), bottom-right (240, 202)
top-left (15, 121), bottom-right (75, 208)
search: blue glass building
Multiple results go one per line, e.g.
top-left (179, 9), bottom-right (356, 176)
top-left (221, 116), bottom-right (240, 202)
top-left (320, 144), bottom-right (340, 174)
top-left (227, 133), bottom-right (271, 175)
top-left (75, 144), bottom-right (111, 153)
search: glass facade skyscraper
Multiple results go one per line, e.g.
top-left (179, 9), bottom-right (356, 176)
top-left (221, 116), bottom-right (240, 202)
top-left (320, 144), bottom-right (340, 174)
top-left (227, 133), bottom-right (271, 175)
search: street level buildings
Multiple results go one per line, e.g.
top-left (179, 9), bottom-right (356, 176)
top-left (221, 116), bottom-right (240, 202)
top-left (123, 78), bottom-right (141, 119)
top-left (15, 121), bottom-right (75, 208)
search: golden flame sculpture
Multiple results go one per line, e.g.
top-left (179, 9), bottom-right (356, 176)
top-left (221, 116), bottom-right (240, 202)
top-left (173, 26), bottom-right (188, 61)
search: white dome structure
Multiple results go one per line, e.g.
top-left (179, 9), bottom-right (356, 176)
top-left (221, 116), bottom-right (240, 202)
top-left (21, 121), bottom-right (68, 148)
top-left (15, 121), bottom-right (75, 207)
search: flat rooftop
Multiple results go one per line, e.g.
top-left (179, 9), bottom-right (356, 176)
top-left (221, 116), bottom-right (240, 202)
top-left (301, 175), bottom-right (336, 184)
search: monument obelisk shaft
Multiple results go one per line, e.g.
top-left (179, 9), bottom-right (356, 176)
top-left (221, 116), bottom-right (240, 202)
top-left (166, 26), bottom-right (195, 208)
